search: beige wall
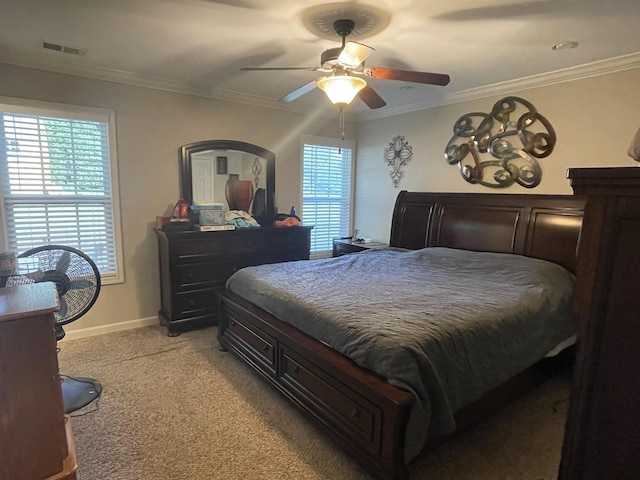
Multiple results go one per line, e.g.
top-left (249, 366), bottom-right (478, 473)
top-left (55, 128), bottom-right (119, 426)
top-left (0, 63), bottom-right (353, 334)
top-left (2, 63), bottom-right (639, 335)
top-left (354, 68), bottom-right (640, 243)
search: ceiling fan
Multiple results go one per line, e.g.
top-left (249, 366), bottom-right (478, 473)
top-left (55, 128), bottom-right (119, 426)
top-left (240, 19), bottom-right (450, 109)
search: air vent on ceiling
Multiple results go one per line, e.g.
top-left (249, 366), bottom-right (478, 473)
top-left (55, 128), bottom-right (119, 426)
top-left (42, 42), bottom-right (87, 56)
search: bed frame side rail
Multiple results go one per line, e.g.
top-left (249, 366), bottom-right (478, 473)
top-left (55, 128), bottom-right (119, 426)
top-left (218, 291), bottom-right (415, 480)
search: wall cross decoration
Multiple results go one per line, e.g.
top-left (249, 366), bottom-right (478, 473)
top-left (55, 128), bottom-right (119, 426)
top-left (444, 96), bottom-right (556, 188)
top-left (251, 156), bottom-right (262, 188)
top-left (384, 135), bottom-right (413, 187)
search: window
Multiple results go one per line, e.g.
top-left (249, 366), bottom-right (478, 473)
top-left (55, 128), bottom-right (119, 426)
top-left (0, 97), bottom-right (123, 283)
top-left (301, 135), bottom-right (354, 255)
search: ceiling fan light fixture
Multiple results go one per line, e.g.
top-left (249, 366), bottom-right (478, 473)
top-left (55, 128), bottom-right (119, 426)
top-left (337, 41), bottom-right (375, 68)
top-left (317, 75), bottom-right (367, 105)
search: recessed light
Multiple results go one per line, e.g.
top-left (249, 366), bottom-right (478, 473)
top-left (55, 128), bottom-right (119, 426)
top-left (552, 41), bottom-right (579, 51)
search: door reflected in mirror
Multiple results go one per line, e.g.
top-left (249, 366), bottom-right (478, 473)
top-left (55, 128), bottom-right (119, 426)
top-left (191, 150), bottom-right (266, 209)
top-left (179, 140), bottom-right (275, 227)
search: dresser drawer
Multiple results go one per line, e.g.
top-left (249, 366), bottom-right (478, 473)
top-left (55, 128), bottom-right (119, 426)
top-left (177, 263), bottom-right (235, 289)
top-left (157, 227), bottom-right (312, 334)
top-left (173, 288), bottom-right (218, 318)
top-left (223, 309), bottom-right (276, 377)
top-left (177, 234), bottom-right (268, 260)
top-left (280, 349), bottom-right (381, 456)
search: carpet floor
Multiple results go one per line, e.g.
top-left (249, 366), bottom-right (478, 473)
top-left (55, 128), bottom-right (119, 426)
top-left (58, 325), bottom-right (571, 480)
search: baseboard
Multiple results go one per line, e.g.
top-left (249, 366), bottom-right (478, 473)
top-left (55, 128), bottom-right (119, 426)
top-left (59, 316), bottom-right (159, 341)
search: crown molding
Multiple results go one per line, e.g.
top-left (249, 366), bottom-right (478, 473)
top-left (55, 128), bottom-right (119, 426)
top-left (0, 51), bottom-right (211, 97)
top-left (2, 50), bottom-right (639, 124)
top-left (356, 51), bottom-right (640, 122)
top-left (0, 51), bottom-right (346, 120)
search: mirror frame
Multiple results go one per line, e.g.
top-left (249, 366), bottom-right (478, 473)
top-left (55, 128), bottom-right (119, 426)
top-left (179, 139), bottom-right (276, 225)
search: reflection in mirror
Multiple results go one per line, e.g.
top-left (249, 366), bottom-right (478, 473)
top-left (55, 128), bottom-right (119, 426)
top-left (179, 140), bottom-right (275, 226)
top-left (190, 150), bottom-right (267, 208)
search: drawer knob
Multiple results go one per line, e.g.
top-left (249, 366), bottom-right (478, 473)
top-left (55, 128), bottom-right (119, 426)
top-left (229, 321), bottom-right (237, 327)
top-left (261, 344), bottom-right (270, 353)
top-left (351, 408), bottom-right (361, 419)
top-left (291, 365), bottom-right (300, 374)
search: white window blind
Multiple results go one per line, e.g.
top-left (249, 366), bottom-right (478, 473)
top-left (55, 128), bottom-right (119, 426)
top-left (0, 100), bottom-right (123, 282)
top-left (302, 137), bottom-right (354, 253)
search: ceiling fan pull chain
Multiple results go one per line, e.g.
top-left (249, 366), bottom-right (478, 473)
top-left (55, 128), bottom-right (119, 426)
top-left (339, 107), bottom-right (345, 141)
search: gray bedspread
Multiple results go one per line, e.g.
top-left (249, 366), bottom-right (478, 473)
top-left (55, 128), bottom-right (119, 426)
top-left (226, 247), bottom-right (577, 462)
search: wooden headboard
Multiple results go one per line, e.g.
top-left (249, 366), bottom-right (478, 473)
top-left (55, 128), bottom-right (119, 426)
top-left (389, 191), bottom-right (585, 274)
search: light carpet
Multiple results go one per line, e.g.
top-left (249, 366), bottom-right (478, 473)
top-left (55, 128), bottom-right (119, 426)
top-left (58, 326), bottom-right (571, 480)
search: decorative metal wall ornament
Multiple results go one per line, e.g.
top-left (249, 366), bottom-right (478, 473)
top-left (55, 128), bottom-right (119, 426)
top-left (628, 126), bottom-right (640, 162)
top-left (384, 135), bottom-right (413, 187)
top-left (444, 96), bottom-right (556, 188)
top-left (251, 156), bottom-right (262, 188)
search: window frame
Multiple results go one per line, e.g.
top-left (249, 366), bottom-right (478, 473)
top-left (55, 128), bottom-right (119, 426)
top-left (0, 96), bottom-right (125, 285)
top-left (300, 134), bottom-right (356, 258)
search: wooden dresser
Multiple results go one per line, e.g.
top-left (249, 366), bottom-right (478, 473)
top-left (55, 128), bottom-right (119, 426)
top-left (559, 167), bottom-right (640, 479)
top-left (0, 282), bottom-right (78, 480)
top-left (156, 226), bottom-right (312, 335)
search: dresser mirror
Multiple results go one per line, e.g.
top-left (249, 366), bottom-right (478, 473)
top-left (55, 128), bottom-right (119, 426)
top-left (179, 140), bottom-right (275, 226)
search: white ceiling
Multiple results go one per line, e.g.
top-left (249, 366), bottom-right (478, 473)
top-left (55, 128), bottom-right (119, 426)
top-left (1, 0), bottom-right (639, 120)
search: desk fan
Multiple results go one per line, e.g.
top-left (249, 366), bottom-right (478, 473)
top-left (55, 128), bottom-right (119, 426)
top-left (18, 245), bottom-right (103, 413)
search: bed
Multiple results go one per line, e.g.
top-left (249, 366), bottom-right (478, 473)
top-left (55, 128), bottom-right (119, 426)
top-left (217, 191), bottom-right (585, 480)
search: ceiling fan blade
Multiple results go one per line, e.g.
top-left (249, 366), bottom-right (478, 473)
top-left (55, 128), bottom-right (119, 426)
top-left (338, 41), bottom-right (374, 68)
top-left (364, 67), bottom-right (450, 86)
top-left (279, 79), bottom-right (320, 103)
top-left (240, 67), bottom-right (320, 72)
top-left (358, 85), bottom-right (387, 109)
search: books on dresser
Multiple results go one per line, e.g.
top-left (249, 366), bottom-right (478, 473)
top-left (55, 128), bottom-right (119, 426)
top-left (197, 224), bottom-right (235, 231)
top-left (191, 203), bottom-right (227, 226)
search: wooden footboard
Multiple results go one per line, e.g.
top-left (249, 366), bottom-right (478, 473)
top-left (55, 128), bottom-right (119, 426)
top-left (217, 290), bottom-right (415, 480)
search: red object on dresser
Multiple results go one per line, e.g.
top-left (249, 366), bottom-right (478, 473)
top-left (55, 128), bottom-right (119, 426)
top-left (225, 179), bottom-right (254, 212)
top-left (172, 197), bottom-right (189, 219)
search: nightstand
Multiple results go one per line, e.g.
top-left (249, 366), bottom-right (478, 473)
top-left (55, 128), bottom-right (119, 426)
top-left (332, 239), bottom-right (389, 257)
